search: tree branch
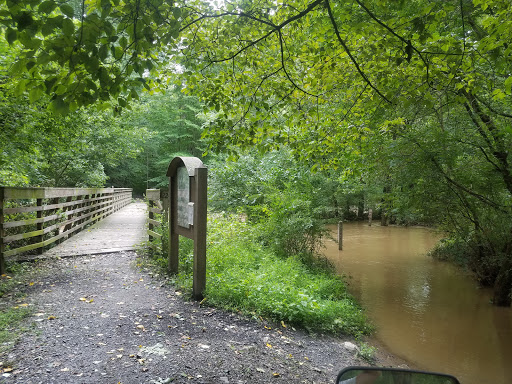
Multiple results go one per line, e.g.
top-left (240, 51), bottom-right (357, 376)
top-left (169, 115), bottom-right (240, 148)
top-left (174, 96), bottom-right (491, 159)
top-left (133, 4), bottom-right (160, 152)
top-left (324, 0), bottom-right (391, 104)
top-left (353, 0), bottom-right (430, 83)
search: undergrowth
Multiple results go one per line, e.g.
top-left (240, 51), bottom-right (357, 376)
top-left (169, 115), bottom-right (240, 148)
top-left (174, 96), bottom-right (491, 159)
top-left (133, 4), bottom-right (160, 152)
top-left (145, 213), bottom-right (372, 337)
top-left (0, 262), bottom-right (35, 353)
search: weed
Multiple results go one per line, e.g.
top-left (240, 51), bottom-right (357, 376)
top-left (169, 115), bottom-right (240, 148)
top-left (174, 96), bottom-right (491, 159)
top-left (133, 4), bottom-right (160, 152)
top-left (357, 342), bottom-right (377, 363)
top-left (175, 214), bottom-right (372, 337)
top-left (0, 262), bottom-right (35, 354)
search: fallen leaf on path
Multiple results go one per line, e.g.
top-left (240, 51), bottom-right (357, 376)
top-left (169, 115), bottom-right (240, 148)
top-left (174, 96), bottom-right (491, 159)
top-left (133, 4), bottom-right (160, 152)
top-left (47, 316), bottom-right (56, 320)
top-left (273, 372), bottom-right (280, 377)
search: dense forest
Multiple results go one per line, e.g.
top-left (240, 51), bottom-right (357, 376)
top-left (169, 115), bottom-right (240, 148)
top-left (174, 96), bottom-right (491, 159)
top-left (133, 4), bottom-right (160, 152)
top-left (0, 0), bottom-right (511, 305)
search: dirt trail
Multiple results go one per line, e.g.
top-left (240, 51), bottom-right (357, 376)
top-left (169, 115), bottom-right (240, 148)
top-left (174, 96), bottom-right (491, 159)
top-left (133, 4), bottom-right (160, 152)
top-left (1, 251), bottom-right (368, 384)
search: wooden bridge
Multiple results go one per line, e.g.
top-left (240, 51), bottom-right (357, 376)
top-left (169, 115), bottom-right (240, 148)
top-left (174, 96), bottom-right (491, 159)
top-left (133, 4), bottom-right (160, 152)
top-left (0, 187), bottom-right (148, 273)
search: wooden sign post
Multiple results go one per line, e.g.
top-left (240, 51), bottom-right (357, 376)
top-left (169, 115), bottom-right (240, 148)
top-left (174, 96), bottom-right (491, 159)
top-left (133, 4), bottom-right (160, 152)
top-left (167, 157), bottom-right (207, 300)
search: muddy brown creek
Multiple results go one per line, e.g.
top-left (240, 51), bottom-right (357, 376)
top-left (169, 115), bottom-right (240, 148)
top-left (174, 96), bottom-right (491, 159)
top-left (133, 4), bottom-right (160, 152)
top-left (324, 222), bottom-right (512, 384)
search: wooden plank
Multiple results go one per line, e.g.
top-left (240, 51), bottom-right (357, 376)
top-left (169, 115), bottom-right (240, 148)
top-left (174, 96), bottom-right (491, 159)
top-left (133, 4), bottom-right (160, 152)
top-left (1, 187), bottom-right (132, 260)
top-left (43, 188), bottom-right (114, 198)
top-left (2, 187), bottom-right (46, 199)
top-left (3, 229), bottom-right (44, 243)
top-left (147, 230), bottom-right (162, 239)
top-left (2, 187), bottom-right (131, 201)
top-left (2, 194), bottom-right (115, 215)
top-left (2, 187), bottom-right (114, 199)
top-left (3, 217), bottom-right (42, 229)
top-left (148, 219), bottom-right (161, 227)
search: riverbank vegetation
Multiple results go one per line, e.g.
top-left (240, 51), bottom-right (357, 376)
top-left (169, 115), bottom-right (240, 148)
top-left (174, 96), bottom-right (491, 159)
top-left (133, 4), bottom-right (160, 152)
top-left (144, 214), bottom-right (371, 337)
top-left (143, 151), bottom-right (372, 336)
top-left (1, 0), bottom-right (511, 306)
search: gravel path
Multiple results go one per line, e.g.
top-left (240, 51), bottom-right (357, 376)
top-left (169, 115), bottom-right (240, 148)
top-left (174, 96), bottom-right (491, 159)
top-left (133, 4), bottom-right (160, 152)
top-left (1, 251), bottom-right (368, 384)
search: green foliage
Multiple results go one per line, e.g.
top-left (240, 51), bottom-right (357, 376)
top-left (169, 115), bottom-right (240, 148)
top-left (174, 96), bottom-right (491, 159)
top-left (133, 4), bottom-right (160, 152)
top-left (0, 306), bottom-right (31, 346)
top-left (105, 88), bottom-right (207, 195)
top-left (0, 33), bottom-right (147, 188)
top-left (0, 0), bottom-right (183, 111)
top-left (0, 262), bottom-right (34, 352)
top-left (178, 215), bottom-right (371, 336)
top-left (357, 342), bottom-right (377, 363)
top-left (209, 150), bottom-right (332, 258)
top-left (0, 93), bottom-right (146, 187)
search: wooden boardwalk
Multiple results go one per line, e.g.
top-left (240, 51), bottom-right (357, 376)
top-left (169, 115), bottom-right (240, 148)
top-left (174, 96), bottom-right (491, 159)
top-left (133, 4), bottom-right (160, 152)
top-left (43, 202), bottom-right (147, 258)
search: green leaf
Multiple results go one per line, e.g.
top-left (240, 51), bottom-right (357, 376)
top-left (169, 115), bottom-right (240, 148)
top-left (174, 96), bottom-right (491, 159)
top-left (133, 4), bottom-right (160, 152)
top-left (29, 86), bottom-right (44, 103)
top-left (59, 4), bottom-right (75, 18)
top-left (50, 98), bottom-right (70, 115)
top-left (505, 77), bottom-right (512, 94)
top-left (98, 44), bottom-right (109, 60)
top-left (5, 28), bottom-right (17, 45)
top-left (38, 0), bottom-right (57, 14)
top-left (45, 77), bottom-right (59, 92)
top-left (119, 36), bottom-right (127, 48)
top-left (62, 18), bottom-right (74, 36)
top-left (114, 46), bottom-right (124, 60)
top-left (14, 79), bottom-right (28, 97)
top-left (41, 21), bottom-right (55, 36)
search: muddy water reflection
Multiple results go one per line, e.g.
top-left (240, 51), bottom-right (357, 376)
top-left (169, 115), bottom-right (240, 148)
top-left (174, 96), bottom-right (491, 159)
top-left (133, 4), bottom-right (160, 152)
top-left (324, 222), bottom-right (512, 384)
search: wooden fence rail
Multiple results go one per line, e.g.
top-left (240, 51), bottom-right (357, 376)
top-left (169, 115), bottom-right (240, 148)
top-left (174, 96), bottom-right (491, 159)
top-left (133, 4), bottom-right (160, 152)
top-left (146, 189), bottom-right (169, 254)
top-left (0, 187), bottom-right (132, 273)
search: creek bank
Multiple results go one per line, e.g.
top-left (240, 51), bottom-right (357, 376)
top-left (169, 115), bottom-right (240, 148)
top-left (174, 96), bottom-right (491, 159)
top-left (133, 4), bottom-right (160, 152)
top-left (0, 251), bottom-right (395, 384)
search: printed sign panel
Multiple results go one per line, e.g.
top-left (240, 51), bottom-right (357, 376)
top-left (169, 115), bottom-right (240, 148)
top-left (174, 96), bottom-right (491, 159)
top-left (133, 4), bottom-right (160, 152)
top-left (177, 167), bottom-right (190, 228)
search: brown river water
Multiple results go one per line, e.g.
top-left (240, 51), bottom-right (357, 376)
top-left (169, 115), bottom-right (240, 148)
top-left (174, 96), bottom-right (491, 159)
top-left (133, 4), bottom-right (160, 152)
top-left (324, 222), bottom-right (512, 384)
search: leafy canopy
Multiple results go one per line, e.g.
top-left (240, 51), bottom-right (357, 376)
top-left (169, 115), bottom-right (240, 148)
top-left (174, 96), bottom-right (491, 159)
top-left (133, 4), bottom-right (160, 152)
top-left (0, 0), bottom-right (182, 113)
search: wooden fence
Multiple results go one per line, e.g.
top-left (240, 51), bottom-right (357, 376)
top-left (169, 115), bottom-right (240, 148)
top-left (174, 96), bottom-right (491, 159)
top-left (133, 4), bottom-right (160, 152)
top-left (146, 189), bottom-right (169, 253)
top-left (0, 187), bottom-right (132, 273)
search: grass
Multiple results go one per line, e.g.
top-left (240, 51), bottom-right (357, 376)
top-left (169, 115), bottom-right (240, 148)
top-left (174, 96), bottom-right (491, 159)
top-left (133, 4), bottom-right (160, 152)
top-left (150, 214), bottom-right (372, 337)
top-left (0, 262), bottom-right (35, 354)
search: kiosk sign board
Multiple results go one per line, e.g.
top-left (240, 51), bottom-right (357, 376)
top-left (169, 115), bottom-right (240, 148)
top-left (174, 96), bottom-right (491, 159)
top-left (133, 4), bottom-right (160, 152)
top-left (167, 157), bottom-right (207, 300)
top-left (177, 167), bottom-right (192, 228)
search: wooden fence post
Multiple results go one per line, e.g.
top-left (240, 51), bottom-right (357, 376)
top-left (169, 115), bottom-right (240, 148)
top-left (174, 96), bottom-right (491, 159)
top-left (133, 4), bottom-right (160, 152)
top-left (193, 167), bottom-right (207, 300)
top-left (36, 198), bottom-right (44, 255)
top-left (338, 221), bottom-right (343, 251)
top-left (0, 187), bottom-right (5, 274)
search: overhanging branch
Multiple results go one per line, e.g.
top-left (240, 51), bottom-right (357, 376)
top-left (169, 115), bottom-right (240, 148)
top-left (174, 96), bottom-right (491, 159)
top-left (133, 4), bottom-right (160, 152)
top-left (324, 0), bottom-right (392, 104)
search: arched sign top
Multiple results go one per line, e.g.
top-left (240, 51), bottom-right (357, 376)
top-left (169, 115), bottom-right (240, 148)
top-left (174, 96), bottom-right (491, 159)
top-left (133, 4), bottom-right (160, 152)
top-left (166, 156), bottom-right (206, 177)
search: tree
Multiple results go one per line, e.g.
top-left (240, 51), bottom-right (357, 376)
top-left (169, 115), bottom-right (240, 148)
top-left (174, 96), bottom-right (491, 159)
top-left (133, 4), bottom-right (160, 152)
top-left (2, 0), bottom-right (512, 303)
top-left (105, 87), bottom-right (206, 195)
top-left (0, 0), bottom-right (182, 112)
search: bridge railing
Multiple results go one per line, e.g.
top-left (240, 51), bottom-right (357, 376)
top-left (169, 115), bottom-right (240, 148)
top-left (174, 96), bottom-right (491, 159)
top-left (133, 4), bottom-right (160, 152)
top-left (146, 189), bottom-right (169, 254)
top-left (0, 187), bottom-right (132, 273)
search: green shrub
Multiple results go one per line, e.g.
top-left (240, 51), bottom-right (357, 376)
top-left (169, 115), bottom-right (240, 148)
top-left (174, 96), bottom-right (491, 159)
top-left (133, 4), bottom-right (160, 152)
top-left (176, 215), bottom-right (371, 336)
